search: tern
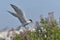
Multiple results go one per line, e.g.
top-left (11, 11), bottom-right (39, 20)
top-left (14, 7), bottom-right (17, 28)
top-left (8, 4), bottom-right (32, 28)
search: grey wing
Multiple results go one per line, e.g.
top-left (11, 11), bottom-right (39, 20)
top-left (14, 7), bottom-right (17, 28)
top-left (10, 4), bottom-right (27, 24)
top-left (18, 15), bottom-right (27, 24)
top-left (8, 11), bottom-right (18, 18)
top-left (10, 4), bottom-right (24, 16)
top-left (8, 11), bottom-right (27, 24)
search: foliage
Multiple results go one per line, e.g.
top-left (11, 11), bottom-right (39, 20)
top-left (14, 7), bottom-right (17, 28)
top-left (14, 12), bottom-right (60, 40)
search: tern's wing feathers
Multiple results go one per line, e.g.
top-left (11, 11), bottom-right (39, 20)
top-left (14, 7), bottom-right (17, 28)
top-left (10, 4), bottom-right (27, 24)
top-left (8, 11), bottom-right (18, 17)
top-left (10, 4), bottom-right (24, 16)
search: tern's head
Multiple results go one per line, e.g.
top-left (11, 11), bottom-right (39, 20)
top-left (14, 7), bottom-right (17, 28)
top-left (29, 19), bottom-right (32, 23)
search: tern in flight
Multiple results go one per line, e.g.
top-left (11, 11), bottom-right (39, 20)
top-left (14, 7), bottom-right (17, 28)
top-left (8, 4), bottom-right (32, 28)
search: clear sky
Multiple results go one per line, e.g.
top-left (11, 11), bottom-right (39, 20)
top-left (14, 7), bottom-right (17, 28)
top-left (0, 0), bottom-right (60, 30)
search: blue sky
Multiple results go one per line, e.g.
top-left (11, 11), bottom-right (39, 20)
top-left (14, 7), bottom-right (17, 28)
top-left (0, 0), bottom-right (60, 30)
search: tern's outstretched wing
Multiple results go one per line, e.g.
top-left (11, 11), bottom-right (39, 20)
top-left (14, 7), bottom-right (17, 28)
top-left (10, 4), bottom-right (27, 24)
top-left (10, 4), bottom-right (24, 16)
top-left (8, 11), bottom-right (18, 17)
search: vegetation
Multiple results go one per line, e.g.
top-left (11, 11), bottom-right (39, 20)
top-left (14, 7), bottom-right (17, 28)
top-left (14, 12), bottom-right (60, 40)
